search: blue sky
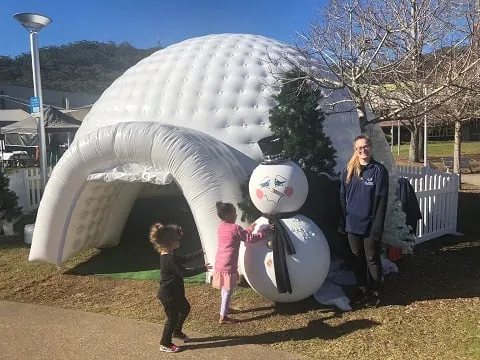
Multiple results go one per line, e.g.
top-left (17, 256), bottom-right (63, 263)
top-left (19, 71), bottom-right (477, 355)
top-left (1, 0), bottom-right (325, 57)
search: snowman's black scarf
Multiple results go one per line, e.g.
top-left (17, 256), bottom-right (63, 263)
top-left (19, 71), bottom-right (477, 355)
top-left (262, 211), bottom-right (297, 294)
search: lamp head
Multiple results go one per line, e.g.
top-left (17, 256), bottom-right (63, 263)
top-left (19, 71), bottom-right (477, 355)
top-left (14, 13), bottom-right (51, 33)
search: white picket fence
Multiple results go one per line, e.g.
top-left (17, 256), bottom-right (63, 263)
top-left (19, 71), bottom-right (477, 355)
top-left (7, 165), bottom-right (459, 243)
top-left (6, 167), bottom-right (50, 213)
top-left (396, 165), bottom-right (459, 243)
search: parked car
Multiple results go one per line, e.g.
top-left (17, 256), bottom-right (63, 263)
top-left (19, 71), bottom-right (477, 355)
top-left (0, 151), bottom-right (37, 167)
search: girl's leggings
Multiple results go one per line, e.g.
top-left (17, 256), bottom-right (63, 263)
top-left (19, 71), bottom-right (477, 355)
top-left (220, 287), bottom-right (234, 316)
top-left (159, 295), bottom-right (190, 346)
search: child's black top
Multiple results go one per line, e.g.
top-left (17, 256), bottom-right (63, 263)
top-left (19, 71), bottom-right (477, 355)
top-left (158, 250), bottom-right (205, 301)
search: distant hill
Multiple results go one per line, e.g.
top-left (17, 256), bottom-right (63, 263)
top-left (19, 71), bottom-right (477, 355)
top-left (0, 41), bottom-right (161, 94)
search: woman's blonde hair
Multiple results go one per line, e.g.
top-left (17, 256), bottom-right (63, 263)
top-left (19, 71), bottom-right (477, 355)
top-left (346, 135), bottom-right (371, 184)
top-left (149, 222), bottom-right (182, 253)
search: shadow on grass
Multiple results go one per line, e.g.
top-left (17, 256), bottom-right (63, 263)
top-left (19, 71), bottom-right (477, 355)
top-left (382, 189), bottom-right (480, 306)
top-left (185, 316), bottom-right (380, 350)
top-left (65, 240), bottom-right (160, 276)
top-left (273, 296), bottom-right (331, 316)
top-left (229, 305), bottom-right (276, 315)
top-left (0, 238), bottom-right (29, 248)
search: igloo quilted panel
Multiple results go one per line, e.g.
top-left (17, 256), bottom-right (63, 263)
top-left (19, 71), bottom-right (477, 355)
top-left (76, 34), bottom-right (302, 160)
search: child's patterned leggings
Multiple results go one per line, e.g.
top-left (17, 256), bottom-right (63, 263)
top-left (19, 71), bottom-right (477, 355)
top-left (220, 287), bottom-right (234, 316)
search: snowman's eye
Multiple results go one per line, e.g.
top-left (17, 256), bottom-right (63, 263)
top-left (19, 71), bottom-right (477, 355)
top-left (259, 180), bottom-right (270, 188)
top-left (274, 179), bottom-right (285, 187)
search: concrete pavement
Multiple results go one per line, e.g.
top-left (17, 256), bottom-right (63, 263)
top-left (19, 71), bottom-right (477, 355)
top-left (0, 301), bottom-right (307, 360)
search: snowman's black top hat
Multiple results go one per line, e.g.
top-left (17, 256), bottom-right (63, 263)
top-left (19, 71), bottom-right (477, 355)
top-left (257, 135), bottom-right (286, 164)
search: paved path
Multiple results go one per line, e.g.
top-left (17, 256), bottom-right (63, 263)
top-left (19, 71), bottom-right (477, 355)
top-left (0, 301), bottom-right (306, 360)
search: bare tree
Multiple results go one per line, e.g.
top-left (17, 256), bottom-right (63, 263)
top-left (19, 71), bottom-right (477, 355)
top-left (429, 46), bottom-right (480, 184)
top-left (420, 0), bottom-right (480, 184)
top-left (433, 91), bottom-right (480, 184)
top-left (290, 0), bottom-right (480, 162)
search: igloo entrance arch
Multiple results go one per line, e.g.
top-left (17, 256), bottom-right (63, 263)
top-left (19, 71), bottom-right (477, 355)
top-left (29, 122), bottom-right (252, 265)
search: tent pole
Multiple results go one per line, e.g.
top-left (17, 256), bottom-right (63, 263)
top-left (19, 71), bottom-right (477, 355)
top-left (0, 134), bottom-right (4, 169)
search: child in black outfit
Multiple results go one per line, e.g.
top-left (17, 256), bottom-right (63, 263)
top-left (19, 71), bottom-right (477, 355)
top-left (149, 222), bottom-right (211, 353)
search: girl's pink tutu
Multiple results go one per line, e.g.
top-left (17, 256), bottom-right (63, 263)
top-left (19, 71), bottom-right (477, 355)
top-left (212, 271), bottom-right (239, 291)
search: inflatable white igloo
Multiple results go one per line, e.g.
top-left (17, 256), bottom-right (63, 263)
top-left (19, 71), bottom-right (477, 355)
top-left (29, 34), bottom-right (366, 291)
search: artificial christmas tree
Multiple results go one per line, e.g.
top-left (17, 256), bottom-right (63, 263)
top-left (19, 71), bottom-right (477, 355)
top-left (268, 71), bottom-right (337, 178)
top-left (239, 71), bottom-right (338, 224)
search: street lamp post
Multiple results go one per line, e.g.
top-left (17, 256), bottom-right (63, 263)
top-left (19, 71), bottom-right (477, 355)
top-left (13, 12), bottom-right (52, 192)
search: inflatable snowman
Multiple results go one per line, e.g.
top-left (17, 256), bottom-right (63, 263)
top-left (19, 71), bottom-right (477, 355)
top-left (239, 136), bottom-right (331, 302)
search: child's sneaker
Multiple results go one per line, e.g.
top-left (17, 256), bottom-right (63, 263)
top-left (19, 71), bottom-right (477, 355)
top-left (173, 332), bottom-right (189, 343)
top-left (159, 344), bottom-right (182, 353)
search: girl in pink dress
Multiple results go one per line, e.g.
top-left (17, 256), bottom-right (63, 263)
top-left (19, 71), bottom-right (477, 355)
top-left (212, 201), bottom-right (273, 324)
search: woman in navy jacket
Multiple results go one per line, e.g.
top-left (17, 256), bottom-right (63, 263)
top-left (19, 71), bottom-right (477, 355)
top-left (340, 135), bottom-right (389, 307)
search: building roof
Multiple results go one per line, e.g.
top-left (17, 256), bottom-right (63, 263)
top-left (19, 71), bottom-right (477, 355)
top-left (1, 106), bottom-right (81, 134)
top-left (0, 109), bottom-right (33, 122)
top-left (44, 106), bottom-right (82, 130)
top-left (60, 106), bottom-right (92, 121)
top-left (379, 120), bottom-right (403, 127)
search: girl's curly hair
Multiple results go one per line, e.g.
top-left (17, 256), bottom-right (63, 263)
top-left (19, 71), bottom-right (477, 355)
top-left (149, 222), bottom-right (183, 253)
top-left (216, 201), bottom-right (235, 221)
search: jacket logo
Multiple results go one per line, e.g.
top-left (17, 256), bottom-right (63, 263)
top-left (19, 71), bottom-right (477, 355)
top-left (364, 177), bottom-right (374, 186)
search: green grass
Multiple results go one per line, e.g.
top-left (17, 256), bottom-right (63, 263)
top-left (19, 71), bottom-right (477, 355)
top-left (393, 141), bottom-right (480, 159)
top-left (460, 315), bottom-right (480, 359)
top-left (97, 269), bottom-right (206, 282)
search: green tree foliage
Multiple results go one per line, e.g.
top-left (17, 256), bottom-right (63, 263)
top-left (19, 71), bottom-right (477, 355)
top-left (237, 182), bottom-right (261, 223)
top-left (0, 41), bottom-right (161, 93)
top-left (269, 71), bottom-right (337, 177)
top-left (238, 71), bottom-right (338, 224)
top-left (0, 169), bottom-right (22, 222)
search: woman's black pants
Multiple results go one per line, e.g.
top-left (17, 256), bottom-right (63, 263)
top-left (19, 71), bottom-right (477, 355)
top-left (347, 233), bottom-right (382, 291)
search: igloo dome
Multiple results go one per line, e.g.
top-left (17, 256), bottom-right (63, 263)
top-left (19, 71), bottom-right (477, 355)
top-left (29, 34), bottom-right (363, 296)
top-left (76, 34), bottom-right (305, 162)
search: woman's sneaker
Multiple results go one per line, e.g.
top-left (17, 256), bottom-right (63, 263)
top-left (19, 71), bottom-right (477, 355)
top-left (159, 344), bottom-right (182, 353)
top-left (364, 291), bottom-right (380, 308)
top-left (350, 289), bottom-right (367, 306)
top-left (173, 332), bottom-right (189, 343)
